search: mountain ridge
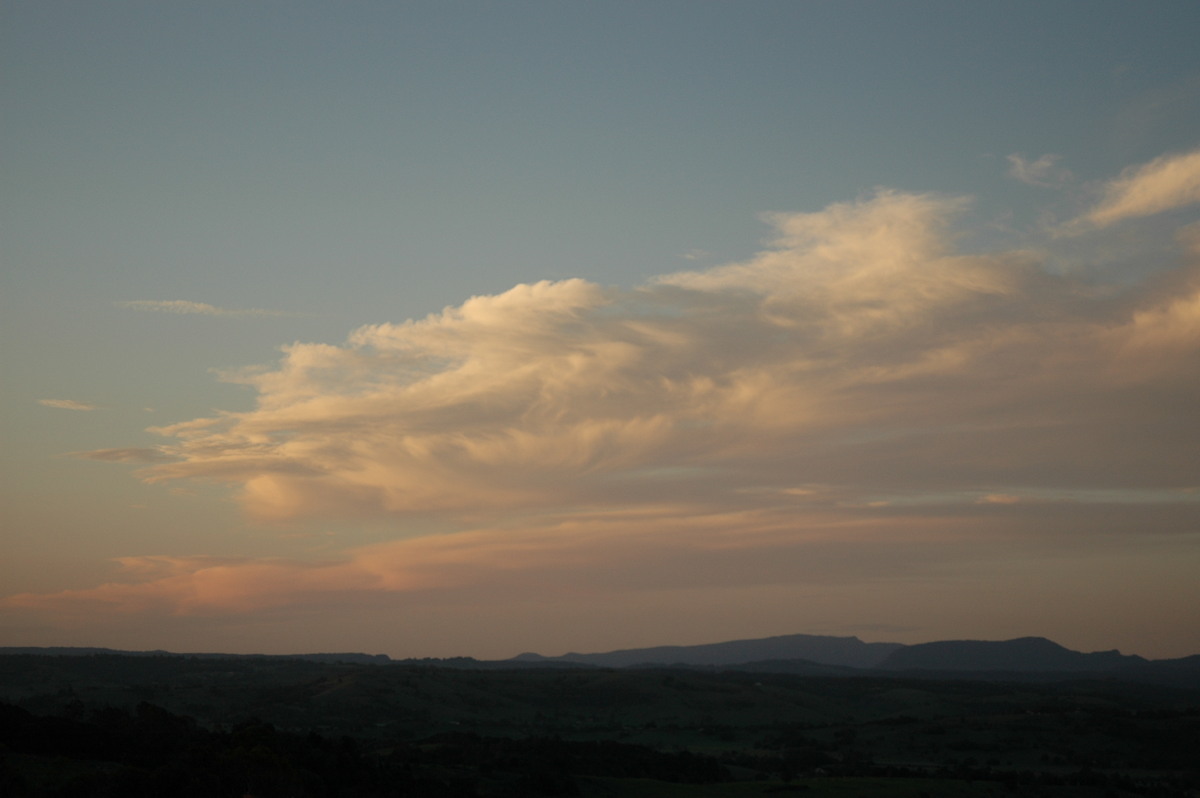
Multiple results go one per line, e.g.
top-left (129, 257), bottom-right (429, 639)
top-left (5, 635), bottom-right (1198, 688)
top-left (511, 632), bottom-right (903, 669)
top-left (876, 636), bottom-right (1147, 673)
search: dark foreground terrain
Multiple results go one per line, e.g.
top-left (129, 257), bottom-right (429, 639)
top-left (1, 652), bottom-right (1197, 797)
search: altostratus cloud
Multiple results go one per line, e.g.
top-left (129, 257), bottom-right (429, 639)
top-left (117, 300), bottom-right (287, 317)
top-left (39, 398), bottom-right (96, 411)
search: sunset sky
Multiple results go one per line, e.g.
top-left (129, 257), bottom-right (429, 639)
top-left (3, 1), bottom-right (1199, 660)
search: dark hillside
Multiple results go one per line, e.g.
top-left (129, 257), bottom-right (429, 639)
top-left (2, 652), bottom-right (1198, 796)
top-left (877, 637), bottom-right (1146, 673)
top-left (514, 633), bottom-right (903, 669)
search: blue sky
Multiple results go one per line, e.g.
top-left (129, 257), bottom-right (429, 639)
top-left (3, 1), bottom-right (1199, 659)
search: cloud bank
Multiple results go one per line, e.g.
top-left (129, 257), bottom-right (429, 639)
top-left (11, 160), bottom-right (1200, 643)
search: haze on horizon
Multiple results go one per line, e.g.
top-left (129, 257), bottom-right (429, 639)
top-left (2, 1), bottom-right (1198, 661)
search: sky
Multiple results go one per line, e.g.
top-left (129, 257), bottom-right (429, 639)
top-left (2, 1), bottom-right (1199, 661)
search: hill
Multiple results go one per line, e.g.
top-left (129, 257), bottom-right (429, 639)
top-left (505, 634), bottom-right (1200, 687)
top-left (876, 637), bottom-right (1144, 673)
top-left (511, 633), bottom-right (903, 669)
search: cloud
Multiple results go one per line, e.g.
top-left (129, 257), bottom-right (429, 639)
top-left (77, 187), bottom-right (1200, 528)
top-left (5, 496), bottom-right (1196, 622)
top-left (74, 447), bottom-right (177, 464)
top-left (1067, 146), bottom-right (1200, 231)
top-left (117, 300), bottom-right (287, 317)
top-left (976, 494), bottom-right (1022, 505)
top-left (38, 398), bottom-right (96, 411)
top-left (1007, 153), bottom-right (1071, 187)
top-left (0, 505), bottom-right (1064, 614)
top-left (37, 168), bottom-right (1200, 628)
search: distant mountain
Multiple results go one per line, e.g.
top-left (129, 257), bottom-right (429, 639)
top-left (876, 637), bottom-right (1145, 673)
top-left (0, 647), bottom-right (177, 657)
top-left (509, 633), bottom-right (903, 669)
top-left (9, 637), bottom-right (1198, 688)
top-left (505, 635), bottom-right (1200, 688)
top-left (1112, 654), bottom-right (1200, 689)
top-left (290, 653), bottom-right (393, 665)
top-left (0, 647), bottom-right (392, 665)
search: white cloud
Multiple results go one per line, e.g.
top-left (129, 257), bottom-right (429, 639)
top-left (1067, 147), bottom-right (1200, 231)
top-left (117, 300), bottom-right (287, 317)
top-left (38, 398), bottom-right (96, 411)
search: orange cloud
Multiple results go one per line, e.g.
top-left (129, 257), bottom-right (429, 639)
top-left (1067, 146), bottom-right (1200, 231)
top-left (977, 494), bottom-right (1022, 505)
top-left (86, 188), bottom-right (1196, 529)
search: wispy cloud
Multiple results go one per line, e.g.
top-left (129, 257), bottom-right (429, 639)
top-left (0, 505), bottom-right (1071, 614)
top-left (117, 300), bottom-right (288, 317)
top-left (74, 447), bottom-right (176, 464)
top-left (976, 494), bottom-right (1023, 505)
top-left (1007, 153), bottom-right (1071, 187)
top-left (5, 496), bottom-right (1195, 624)
top-left (1065, 146), bottom-right (1200, 232)
top-left (38, 398), bottom-right (96, 411)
